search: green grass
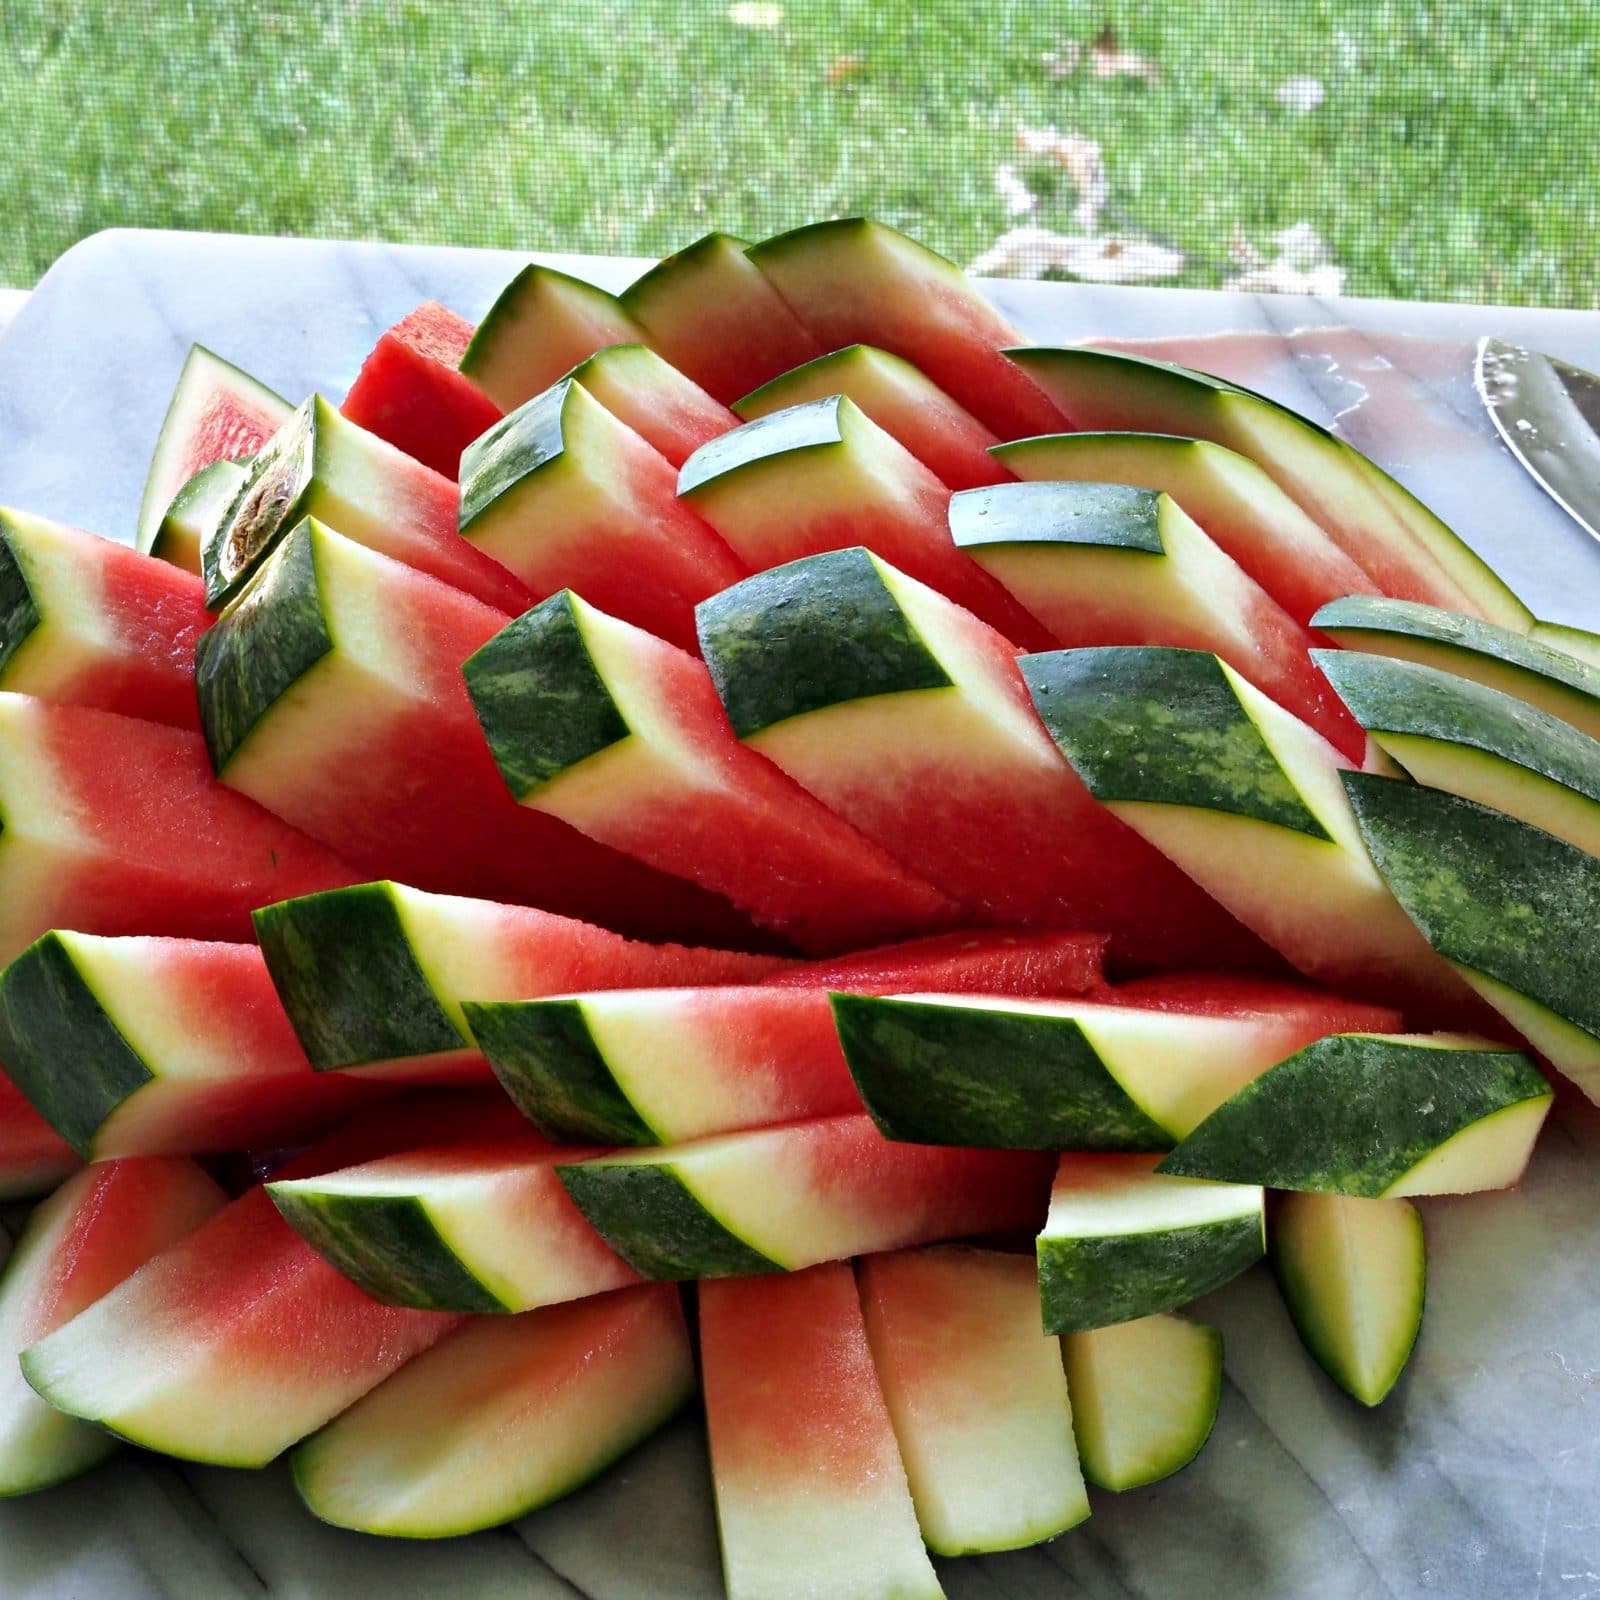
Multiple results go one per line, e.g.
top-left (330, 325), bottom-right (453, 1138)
top-left (1, 0), bottom-right (1596, 305)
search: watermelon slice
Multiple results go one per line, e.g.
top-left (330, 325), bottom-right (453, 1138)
top-left (196, 517), bottom-right (753, 944)
top-left (457, 380), bottom-right (746, 652)
top-left (202, 395), bottom-right (531, 613)
top-left (254, 880), bottom-right (786, 1080)
top-left (0, 1156), bottom-right (225, 1495)
top-left (993, 432), bottom-right (1380, 628)
top-left (291, 1284), bottom-right (694, 1537)
top-left (679, 396), bottom-right (1056, 649)
top-left (949, 480), bottom-right (1367, 761)
top-left (619, 231), bottom-right (824, 405)
top-left (0, 1074), bottom-right (78, 1201)
top-left (699, 1263), bottom-right (942, 1600)
top-left (857, 1246), bottom-right (1089, 1555)
top-left (0, 690), bottom-right (354, 964)
top-left (148, 458), bottom-right (250, 577)
top-left (460, 263), bottom-right (647, 411)
top-left (463, 590), bottom-right (956, 953)
top-left (340, 301), bottom-right (504, 480)
top-left (0, 507), bottom-right (210, 730)
top-left (746, 218), bottom-right (1067, 438)
top-left (268, 1127), bottom-right (639, 1313)
top-left (696, 548), bottom-right (1273, 971)
top-left (566, 343), bottom-right (738, 468)
top-left (0, 934), bottom-right (385, 1160)
top-left (558, 1113), bottom-right (1054, 1279)
top-left (16, 1100), bottom-right (494, 1467)
top-left (733, 344), bottom-right (1012, 491)
top-left (136, 344), bottom-right (291, 555)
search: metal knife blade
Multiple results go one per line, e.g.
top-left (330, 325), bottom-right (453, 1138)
top-left (1476, 335), bottom-right (1600, 545)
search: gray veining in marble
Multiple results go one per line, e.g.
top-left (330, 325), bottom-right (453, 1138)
top-left (1, 229), bottom-right (1599, 1599)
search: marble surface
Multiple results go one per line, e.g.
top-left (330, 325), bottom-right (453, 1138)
top-left (2, 229), bottom-right (1600, 1599)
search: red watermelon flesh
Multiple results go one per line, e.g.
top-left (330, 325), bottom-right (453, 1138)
top-left (0, 1073), bottom-right (78, 1201)
top-left (0, 691), bottom-right (356, 964)
top-left (340, 302), bottom-right (505, 481)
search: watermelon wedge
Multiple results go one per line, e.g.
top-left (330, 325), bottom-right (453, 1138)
top-left (733, 344), bottom-right (1012, 491)
top-left (0, 507), bottom-right (210, 730)
top-left (254, 881), bottom-right (786, 1080)
top-left (557, 1114), bottom-right (1054, 1279)
top-left (291, 1284), bottom-right (694, 1537)
top-left (699, 1263), bottom-right (941, 1600)
top-left (457, 380), bottom-right (746, 652)
top-left (136, 345), bottom-right (291, 555)
top-left (746, 218), bottom-right (1067, 438)
top-left (340, 301), bottom-right (504, 480)
top-left (0, 1156), bottom-right (225, 1495)
top-left (0, 691), bottom-right (354, 964)
top-left (463, 590), bottom-right (956, 953)
top-left (0, 1074), bottom-right (78, 1201)
top-left (696, 548), bottom-right (1273, 971)
top-left (202, 395), bottom-right (531, 613)
top-left (197, 518), bottom-right (754, 943)
top-left (619, 231), bottom-right (824, 405)
top-left (679, 396), bottom-right (1056, 649)
top-left (147, 458), bottom-right (250, 577)
top-left (566, 343), bottom-right (738, 468)
top-left (0, 934), bottom-right (384, 1159)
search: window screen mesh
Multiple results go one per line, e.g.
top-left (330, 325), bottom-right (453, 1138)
top-left (2, 1), bottom-right (1594, 306)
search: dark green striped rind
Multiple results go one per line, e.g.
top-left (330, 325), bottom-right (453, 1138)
top-left (266, 1185), bottom-right (506, 1312)
top-left (1005, 346), bottom-right (1240, 404)
top-left (1314, 649), bottom-right (1600, 799)
top-left (0, 516), bottom-right (41, 678)
top-left (556, 1161), bottom-right (780, 1279)
top-left (1158, 1034), bottom-right (1550, 1195)
top-left (460, 264), bottom-right (640, 384)
top-left (746, 215), bottom-right (964, 279)
top-left (461, 593), bottom-right (631, 799)
top-left (1021, 647), bottom-right (1331, 838)
top-left (253, 884), bottom-right (464, 1072)
top-left (463, 999), bottom-right (658, 1145)
top-left (194, 518), bottom-right (333, 773)
top-left (831, 994), bottom-right (1170, 1151)
top-left (0, 933), bottom-right (153, 1157)
top-left (948, 481), bottom-right (1165, 554)
top-left (696, 547), bottom-right (951, 739)
top-left (457, 380), bottom-right (575, 531)
top-left (1037, 1213), bottom-right (1265, 1335)
top-left (677, 395), bottom-right (848, 497)
top-left (619, 230), bottom-right (752, 319)
top-left (1343, 773), bottom-right (1600, 1040)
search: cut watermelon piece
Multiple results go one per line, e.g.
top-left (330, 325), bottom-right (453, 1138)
top-left (197, 518), bottom-right (753, 943)
top-left (17, 1103), bottom-right (485, 1467)
top-left (679, 396), bottom-right (1055, 649)
top-left (0, 506), bottom-right (210, 730)
top-left (858, 1247), bottom-right (1088, 1555)
top-left (202, 395), bottom-right (531, 613)
top-left (619, 231), bottom-right (824, 405)
top-left (699, 1263), bottom-right (941, 1600)
top-left (0, 691), bottom-right (353, 964)
top-left (148, 458), bottom-right (251, 577)
top-left (136, 345), bottom-right (291, 555)
top-left (1004, 346), bottom-right (1530, 628)
top-left (255, 881), bottom-right (786, 1080)
top-left (463, 590), bottom-right (955, 953)
top-left (1104, 970), bottom-right (1406, 1028)
top-left (460, 263), bottom-right (646, 411)
top-left (770, 927), bottom-right (1107, 997)
top-left (0, 1074), bottom-right (78, 1201)
top-left (697, 548), bottom-right (1271, 971)
top-left (340, 301), bottom-right (504, 480)
top-left (747, 218), bottom-right (1066, 438)
top-left (993, 432), bottom-right (1381, 628)
top-left (734, 344), bottom-right (1011, 491)
top-left (1530, 618), bottom-right (1600, 668)
top-left (558, 1113), bottom-right (1053, 1279)
top-left (0, 934), bottom-right (384, 1160)
top-left (268, 1128), bottom-right (639, 1313)
top-left (566, 343), bottom-right (738, 468)
top-left (0, 1156), bottom-right (225, 1496)
top-left (291, 1284), bottom-right (694, 1537)
top-left (950, 481), bottom-right (1366, 761)
top-left (457, 380), bottom-right (746, 652)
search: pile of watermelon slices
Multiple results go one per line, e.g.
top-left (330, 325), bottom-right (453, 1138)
top-left (1, 215), bottom-right (1597, 1595)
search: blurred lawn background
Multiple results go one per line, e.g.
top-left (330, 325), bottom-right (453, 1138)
top-left (2, 0), bottom-right (1596, 305)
